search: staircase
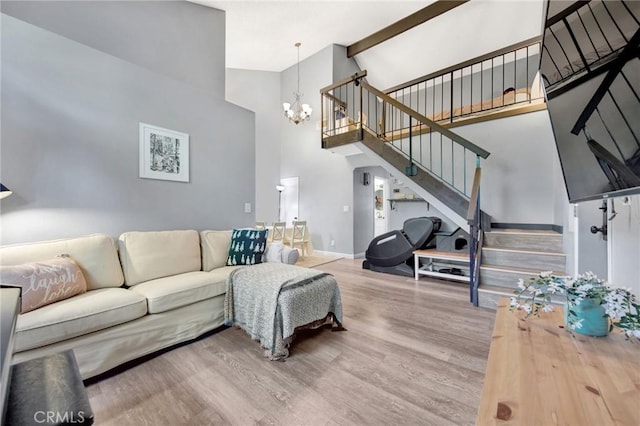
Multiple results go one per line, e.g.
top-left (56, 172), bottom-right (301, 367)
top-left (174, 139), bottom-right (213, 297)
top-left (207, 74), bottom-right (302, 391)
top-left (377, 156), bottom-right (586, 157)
top-left (477, 228), bottom-right (567, 309)
top-left (320, 38), bottom-right (557, 307)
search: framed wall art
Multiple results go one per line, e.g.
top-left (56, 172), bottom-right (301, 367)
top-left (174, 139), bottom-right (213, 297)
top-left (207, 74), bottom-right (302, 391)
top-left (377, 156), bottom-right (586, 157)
top-left (139, 122), bottom-right (189, 182)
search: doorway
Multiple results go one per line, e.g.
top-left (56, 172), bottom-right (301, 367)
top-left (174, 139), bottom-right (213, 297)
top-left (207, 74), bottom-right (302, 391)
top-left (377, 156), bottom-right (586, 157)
top-left (374, 176), bottom-right (389, 236)
top-left (280, 176), bottom-right (299, 226)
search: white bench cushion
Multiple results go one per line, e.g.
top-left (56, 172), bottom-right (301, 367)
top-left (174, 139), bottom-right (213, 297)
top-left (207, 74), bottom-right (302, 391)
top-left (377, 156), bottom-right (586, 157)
top-left (129, 267), bottom-right (240, 314)
top-left (0, 234), bottom-right (124, 290)
top-left (15, 288), bottom-right (147, 352)
top-left (118, 230), bottom-right (201, 286)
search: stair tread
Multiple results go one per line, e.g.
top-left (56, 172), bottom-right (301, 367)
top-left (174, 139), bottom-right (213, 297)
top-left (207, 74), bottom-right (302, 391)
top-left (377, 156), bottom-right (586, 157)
top-left (482, 247), bottom-right (566, 256)
top-left (480, 264), bottom-right (567, 275)
top-left (487, 228), bottom-right (562, 236)
top-left (478, 284), bottom-right (516, 295)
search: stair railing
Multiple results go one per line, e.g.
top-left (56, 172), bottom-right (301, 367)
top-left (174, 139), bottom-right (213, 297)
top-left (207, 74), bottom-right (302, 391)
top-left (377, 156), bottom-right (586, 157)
top-left (361, 80), bottom-right (489, 198)
top-left (467, 164), bottom-right (483, 307)
top-left (321, 72), bottom-right (489, 198)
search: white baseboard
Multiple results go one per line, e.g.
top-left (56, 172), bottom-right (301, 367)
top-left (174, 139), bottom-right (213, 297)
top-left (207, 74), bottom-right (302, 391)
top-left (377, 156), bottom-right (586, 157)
top-left (313, 250), bottom-right (356, 259)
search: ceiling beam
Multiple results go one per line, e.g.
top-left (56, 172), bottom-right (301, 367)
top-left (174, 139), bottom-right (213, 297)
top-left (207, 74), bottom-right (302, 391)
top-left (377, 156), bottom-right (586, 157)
top-left (347, 0), bottom-right (469, 58)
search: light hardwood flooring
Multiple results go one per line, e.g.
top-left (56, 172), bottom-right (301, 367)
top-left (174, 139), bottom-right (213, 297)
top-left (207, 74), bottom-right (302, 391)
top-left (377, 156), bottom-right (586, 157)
top-left (292, 253), bottom-right (343, 269)
top-left (85, 259), bottom-right (496, 425)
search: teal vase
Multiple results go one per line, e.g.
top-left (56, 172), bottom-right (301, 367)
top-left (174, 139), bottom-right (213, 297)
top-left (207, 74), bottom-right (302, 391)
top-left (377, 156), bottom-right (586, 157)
top-left (564, 291), bottom-right (609, 337)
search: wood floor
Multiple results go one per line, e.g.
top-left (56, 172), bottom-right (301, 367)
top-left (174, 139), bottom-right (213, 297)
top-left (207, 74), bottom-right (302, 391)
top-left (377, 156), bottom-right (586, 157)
top-left (85, 259), bottom-right (496, 425)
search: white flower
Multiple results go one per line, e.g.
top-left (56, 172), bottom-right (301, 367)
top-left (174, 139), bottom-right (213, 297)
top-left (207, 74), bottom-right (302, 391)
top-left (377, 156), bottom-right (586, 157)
top-left (510, 297), bottom-right (519, 308)
top-left (547, 280), bottom-right (562, 294)
top-left (517, 279), bottom-right (526, 290)
top-left (522, 304), bottom-right (532, 314)
top-left (570, 318), bottom-right (584, 330)
top-left (542, 304), bottom-right (555, 313)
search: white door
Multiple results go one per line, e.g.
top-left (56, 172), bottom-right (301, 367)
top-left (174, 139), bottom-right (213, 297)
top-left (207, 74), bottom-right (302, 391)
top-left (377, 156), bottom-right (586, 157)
top-left (374, 176), bottom-right (389, 236)
top-left (280, 176), bottom-right (299, 225)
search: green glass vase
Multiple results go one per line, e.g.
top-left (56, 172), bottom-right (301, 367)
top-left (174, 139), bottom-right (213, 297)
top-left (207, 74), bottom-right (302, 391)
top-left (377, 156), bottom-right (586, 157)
top-left (564, 291), bottom-right (609, 337)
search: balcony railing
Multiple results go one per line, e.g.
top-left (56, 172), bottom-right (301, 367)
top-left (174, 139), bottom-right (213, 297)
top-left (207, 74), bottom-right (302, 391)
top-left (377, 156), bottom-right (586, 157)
top-left (384, 37), bottom-right (545, 126)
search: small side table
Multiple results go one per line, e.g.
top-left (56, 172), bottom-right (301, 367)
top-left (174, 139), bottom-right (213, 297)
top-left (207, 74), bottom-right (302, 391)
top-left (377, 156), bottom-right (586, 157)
top-left (6, 350), bottom-right (94, 425)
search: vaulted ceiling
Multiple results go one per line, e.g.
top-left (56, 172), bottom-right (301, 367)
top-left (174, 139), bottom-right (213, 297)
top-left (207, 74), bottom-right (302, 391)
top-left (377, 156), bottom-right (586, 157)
top-left (192, 0), bottom-right (546, 90)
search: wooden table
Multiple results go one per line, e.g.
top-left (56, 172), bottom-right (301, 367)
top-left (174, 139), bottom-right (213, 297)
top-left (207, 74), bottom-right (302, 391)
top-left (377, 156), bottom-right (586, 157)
top-left (477, 298), bottom-right (640, 425)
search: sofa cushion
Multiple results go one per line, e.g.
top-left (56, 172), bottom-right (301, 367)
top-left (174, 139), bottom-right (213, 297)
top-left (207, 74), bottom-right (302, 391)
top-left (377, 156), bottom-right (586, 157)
top-left (0, 234), bottom-right (124, 290)
top-left (200, 230), bottom-right (232, 272)
top-left (118, 230), bottom-right (201, 286)
top-left (226, 229), bottom-right (268, 266)
top-left (14, 288), bottom-right (147, 352)
top-left (264, 242), bottom-right (284, 263)
top-left (282, 246), bottom-right (300, 265)
top-left (128, 268), bottom-right (239, 314)
top-left (0, 255), bottom-right (87, 313)
top-left (263, 243), bottom-right (299, 265)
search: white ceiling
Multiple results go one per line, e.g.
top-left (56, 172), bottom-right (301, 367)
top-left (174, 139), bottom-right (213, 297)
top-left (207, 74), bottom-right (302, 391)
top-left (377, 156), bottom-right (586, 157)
top-left (190, 0), bottom-right (546, 90)
top-left (190, 0), bottom-right (434, 71)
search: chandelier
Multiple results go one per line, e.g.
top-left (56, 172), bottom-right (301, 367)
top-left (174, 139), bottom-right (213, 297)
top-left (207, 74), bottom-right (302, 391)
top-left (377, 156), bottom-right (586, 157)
top-left (283, 42), bottom-right (312, 124)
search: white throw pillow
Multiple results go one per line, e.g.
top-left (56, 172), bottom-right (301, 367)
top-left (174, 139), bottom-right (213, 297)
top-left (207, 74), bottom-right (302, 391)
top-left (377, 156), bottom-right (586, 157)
top-left (265, 242), bottom-right (284, 263)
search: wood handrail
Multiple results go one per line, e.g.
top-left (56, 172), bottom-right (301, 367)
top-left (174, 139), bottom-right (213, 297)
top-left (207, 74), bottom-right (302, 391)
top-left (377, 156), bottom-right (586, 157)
top-left (362, 81), bottom-right (490, 159)
top-left (467, 167), bottom-right (482, 222)
top-left (320, 70), bottom-right (367, 93)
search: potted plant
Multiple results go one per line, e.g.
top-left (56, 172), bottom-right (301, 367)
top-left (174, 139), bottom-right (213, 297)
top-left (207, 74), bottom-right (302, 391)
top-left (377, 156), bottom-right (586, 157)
top-left (510, 271), bottom-right (640, 339)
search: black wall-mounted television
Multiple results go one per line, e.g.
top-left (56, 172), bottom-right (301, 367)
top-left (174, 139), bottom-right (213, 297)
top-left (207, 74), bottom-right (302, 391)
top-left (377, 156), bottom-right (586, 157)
top-left (541, 0), bottom-right (640, 203)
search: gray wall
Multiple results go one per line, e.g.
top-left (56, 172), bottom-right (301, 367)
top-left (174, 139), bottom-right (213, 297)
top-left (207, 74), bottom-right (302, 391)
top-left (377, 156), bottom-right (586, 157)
top-left (453, 110), bottom-right (560, 224)
top-left (333, 45), bottom-right (361, 85)
top-left (226, 68), bottom-right (282, 224)
top-left (1, 1), bottom-right (226, 96)
top-left (353, 166), bottom-right (386, 256)
top-left (1, 5), bottom-right (254, 245)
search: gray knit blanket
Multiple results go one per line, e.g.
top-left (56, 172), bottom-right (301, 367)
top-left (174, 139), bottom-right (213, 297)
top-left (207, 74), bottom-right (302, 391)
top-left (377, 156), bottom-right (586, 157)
top-left (224, 262), bottom-right (343, 360)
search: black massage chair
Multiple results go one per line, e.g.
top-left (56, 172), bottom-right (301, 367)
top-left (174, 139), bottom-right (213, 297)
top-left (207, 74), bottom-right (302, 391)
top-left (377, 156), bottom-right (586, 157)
top-left (362, 216), bottom-right (441, 277)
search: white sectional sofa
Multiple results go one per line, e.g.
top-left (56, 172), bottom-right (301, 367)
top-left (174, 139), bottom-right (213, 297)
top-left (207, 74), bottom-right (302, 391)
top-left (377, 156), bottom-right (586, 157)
top-left (0, 229), bottom-right (298, 379)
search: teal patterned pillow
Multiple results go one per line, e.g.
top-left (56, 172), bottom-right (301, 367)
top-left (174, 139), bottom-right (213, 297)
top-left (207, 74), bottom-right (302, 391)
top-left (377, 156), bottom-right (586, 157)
top-left (226, 228), bottom-right (268, 266)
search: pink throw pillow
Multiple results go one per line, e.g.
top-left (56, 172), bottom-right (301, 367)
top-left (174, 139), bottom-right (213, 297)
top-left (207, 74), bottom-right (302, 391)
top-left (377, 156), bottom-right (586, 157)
top-left (0, 255), bottom-right (87, 313)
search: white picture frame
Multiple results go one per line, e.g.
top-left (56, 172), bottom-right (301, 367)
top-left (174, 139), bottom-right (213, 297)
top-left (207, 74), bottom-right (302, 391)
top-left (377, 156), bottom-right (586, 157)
top-left (139, 122), bottom-right (189, 182)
